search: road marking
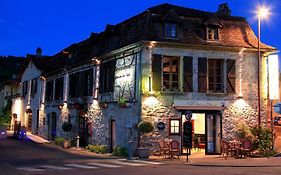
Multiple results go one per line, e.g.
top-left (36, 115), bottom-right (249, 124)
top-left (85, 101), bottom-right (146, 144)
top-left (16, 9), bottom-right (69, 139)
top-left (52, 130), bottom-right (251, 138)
top-left (17, 167), bottom-right (44, 172)
top-left (87, 162), bottom-right (122, 168)
top-left (41, 165), bottom-right (72, 170)
top-left (111, 160), bottom-right (145, 166)
top-left (128, 160), bottom-right (164, 165)
top-left (64, 164), bottom-right (98, 169)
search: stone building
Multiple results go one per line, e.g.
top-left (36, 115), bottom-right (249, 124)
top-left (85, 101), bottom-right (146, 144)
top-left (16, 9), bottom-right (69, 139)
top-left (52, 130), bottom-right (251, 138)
top-left (20, 3), bottom-right (277, 155)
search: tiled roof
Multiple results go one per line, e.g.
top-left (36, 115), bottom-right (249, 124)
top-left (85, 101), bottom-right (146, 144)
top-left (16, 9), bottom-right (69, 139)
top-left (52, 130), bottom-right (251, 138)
top-left (0, 56), bottom-right (26, 85)
top-left (44, 3), bottom-right (276, 75)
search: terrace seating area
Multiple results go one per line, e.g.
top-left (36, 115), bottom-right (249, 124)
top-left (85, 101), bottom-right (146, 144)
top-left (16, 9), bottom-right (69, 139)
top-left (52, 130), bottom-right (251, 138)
top-left (221, 138), bottom-right (253, 159)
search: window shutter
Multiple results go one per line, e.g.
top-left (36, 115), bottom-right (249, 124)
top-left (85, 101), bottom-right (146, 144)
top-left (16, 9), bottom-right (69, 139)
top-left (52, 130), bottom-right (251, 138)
top-left (89, 69), bottom-right (93, 96)
top-left (183, 56), bottom-right (193, 92)
top-left (227, 59), bottom-right (236, 93)
top-left (34, 78), bottom-right (37, 93)
top-left (152, 54), bottom-right (162, 91)
top-left (99, 63), bottom-right (105, 93)
top-left (198, 58), bottom-right (207, 92)
top-left (109, 59), bottom-right (116, 92)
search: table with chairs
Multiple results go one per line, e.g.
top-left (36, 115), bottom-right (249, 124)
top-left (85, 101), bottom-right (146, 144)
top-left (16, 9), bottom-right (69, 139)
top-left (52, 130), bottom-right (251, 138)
top-left (221, 137), bottom-right (252, 159)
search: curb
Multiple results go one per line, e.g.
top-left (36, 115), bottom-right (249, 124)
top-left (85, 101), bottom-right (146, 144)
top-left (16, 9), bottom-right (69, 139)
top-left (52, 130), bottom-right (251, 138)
top-left (184, 163), bottom-right (281, 167)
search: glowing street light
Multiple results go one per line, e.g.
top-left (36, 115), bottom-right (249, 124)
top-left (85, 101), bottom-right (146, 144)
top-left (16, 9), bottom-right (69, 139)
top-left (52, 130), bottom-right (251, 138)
top-left (256, 5), bottom-right (271, 126)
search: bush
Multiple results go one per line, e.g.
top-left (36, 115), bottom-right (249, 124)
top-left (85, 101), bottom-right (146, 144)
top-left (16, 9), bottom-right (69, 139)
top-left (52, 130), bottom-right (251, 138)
top-left (250, 125), bottom-right (273, 153)
top-left (86, 144), bottom-right (108, 154)
top-left (54, 137), bottom-right (64, 147)
top-left (137, 121), bottom-right (154, 134)
top-left (112, 146), bottom-right (128, 158)
top-left (0, 114), bottom-right (11, 128)
top-left (62, 122), bottom-right (72, 132)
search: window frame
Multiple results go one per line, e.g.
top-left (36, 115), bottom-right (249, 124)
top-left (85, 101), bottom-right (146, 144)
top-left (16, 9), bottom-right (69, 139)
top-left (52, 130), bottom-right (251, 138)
top-left (162, 56), bottom-right (180, 92)
top-left (45, 80), bottom-right (54, 102)
top-left (54, 77), bottom-right (64, 101)
top-left (169, 118), bottom-right (181, 136)
top-left (206, 26), bottom-right (219, 41)
top-left (83, 69), bottom-right (93, 97)
top-left (164, 23), bottom-right (178, 38)
top-left (207, 59), bottom-right (224, 93)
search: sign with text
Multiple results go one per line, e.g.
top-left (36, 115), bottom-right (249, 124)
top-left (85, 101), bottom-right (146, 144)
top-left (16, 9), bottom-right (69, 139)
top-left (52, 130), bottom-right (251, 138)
top-left (114, 54), bottom-right (136, 101)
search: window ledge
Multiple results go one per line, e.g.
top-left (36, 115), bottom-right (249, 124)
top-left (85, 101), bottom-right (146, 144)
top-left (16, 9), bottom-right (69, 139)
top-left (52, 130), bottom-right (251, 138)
top-left (205, 92), bottom-right (228, 96)
top-left (160, 91), bottom-right (185, 96)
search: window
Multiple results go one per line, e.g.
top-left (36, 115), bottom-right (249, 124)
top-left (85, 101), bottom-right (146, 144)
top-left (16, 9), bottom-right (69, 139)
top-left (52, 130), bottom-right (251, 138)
top-left (162, 56), bottom-right (179, 91)
top-left (83, 69), bottom-right (93, 97)
top-left (55, 77), bottom-right (64, 100)
top-left (22, 81), bottom-right (28, 97)
top-left (165, 23), bottom-right (177, 38)
top-left (169, 119), bottom-right (180, 135)
top-left (99, 59), bottom-right (116, 93)
top-left (45, 80), bottom-right (54, 101)
top-left (69, 72), bottom-right (80, 98)
top-left (31, 78), bottom-right (37, 97)
top-left (208, 59), bottom-right (224, 92)
top-left (207, 26), bottom-right (219, 40)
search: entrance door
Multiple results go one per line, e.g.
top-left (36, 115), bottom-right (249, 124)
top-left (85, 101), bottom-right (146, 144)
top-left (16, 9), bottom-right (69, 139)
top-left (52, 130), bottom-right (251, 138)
top-left (51, 113), bottom-right (57, 140)
top-left (27, 114), bottom-right (32, 132)
top-left (205, 113), bottom-right (222, 154)
top-left (109, 120), bottom-right (116, 152)
top-left (78, 116), bottom-right (88, 147)
top-left (48, 113), bottom-right (57, 140)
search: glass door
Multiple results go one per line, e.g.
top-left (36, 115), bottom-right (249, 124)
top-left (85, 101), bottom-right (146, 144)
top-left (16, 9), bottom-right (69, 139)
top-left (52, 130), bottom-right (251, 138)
top-left (205, 113), bottom-right (222, 154)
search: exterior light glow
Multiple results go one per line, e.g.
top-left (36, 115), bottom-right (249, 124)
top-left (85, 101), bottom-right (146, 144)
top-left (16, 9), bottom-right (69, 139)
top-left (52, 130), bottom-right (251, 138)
top-left (257, 6), bottom-right (270, 19)
top-left (143, 96), bottom-right (159, 106)
top-left (268, 54), bottom-right (279, 100)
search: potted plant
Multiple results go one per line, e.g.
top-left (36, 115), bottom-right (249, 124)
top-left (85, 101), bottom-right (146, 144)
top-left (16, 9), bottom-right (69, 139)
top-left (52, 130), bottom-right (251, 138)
top-left (62, 121), bottom-right (72, 148)
top-left (118, 97), bottom-right (127, 108)
top-left (137, 120), bottom-right (154, 159)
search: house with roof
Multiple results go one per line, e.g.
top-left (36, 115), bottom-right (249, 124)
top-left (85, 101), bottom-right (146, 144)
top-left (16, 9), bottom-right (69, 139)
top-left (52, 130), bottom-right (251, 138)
top-left (40, 3), bottom-right (277, 155)
top-left (0, 56), bottom-right (25, 130)
top-left (18, 48), bottom-right (51, 134)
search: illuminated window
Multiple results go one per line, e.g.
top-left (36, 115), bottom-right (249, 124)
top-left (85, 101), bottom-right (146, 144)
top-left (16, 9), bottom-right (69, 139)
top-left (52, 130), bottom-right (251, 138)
top-left (165, 23), bottom-right (177, 38)
top-left (207, 26), bottom-right (219, 40)
top-left (169, 119), bottom-right (180, 135)
top-left (163, 56), bottom-right (179, 91)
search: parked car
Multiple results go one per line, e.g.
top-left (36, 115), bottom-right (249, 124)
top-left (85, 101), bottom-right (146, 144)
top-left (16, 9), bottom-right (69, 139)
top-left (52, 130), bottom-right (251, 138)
top-left (273, 117), bottom-right (281, 126)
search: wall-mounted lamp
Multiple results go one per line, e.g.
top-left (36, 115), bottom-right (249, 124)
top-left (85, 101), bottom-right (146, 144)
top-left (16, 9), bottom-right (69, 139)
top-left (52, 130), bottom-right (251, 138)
top-left (237, 94), bottom-right (243, 99)
top-left (92, 57), bottom-right (101, 65)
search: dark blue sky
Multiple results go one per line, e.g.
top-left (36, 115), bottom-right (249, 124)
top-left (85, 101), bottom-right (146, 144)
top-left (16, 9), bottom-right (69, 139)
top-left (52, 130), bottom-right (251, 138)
top-left (0, 0), bottom-right (280, 57)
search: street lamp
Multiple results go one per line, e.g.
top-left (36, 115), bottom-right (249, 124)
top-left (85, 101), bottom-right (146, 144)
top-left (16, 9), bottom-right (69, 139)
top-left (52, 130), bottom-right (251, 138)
top-left (257, 6), bottom-right (270, 126)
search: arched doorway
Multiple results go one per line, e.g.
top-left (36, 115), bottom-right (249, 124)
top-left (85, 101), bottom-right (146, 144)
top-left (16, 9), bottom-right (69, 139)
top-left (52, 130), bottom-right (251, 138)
top-left (25, 108), bottom-right (32, 132)
top-left (48, 112), bottom-right (57, 140)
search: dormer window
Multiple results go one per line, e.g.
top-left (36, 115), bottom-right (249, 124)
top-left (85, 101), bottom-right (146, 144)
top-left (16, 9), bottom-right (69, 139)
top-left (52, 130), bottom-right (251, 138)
top-left (207, 26), bottom-right (219, 40)
top-left (165, 23), bottom-right (177, 38)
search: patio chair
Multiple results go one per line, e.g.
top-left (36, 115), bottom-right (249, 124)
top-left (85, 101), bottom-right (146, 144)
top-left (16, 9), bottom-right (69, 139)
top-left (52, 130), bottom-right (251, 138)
top-left (169, 140), bottom-right (180, 159)
top-left (157, 140), bottom-right (170, 159)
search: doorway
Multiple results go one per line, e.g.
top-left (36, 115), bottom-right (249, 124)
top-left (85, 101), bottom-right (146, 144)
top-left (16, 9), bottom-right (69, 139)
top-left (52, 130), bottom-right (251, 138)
top-left (78, 116), bottom-right (88, 147)
top-left (48, 112), bottom-right (57, 140)
top-left (109, 120), bottom-right (116, 152)
top-left (181, 111), bottom-right (222, 155)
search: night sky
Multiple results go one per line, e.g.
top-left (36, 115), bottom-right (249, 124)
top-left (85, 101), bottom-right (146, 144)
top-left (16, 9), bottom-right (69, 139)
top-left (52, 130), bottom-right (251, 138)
top-left (1, 0), bottom-right (280, 58)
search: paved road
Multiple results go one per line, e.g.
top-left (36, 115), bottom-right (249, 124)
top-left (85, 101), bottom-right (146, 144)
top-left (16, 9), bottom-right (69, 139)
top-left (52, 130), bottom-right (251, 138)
top-left (1, 138), bottom-right (281, 175)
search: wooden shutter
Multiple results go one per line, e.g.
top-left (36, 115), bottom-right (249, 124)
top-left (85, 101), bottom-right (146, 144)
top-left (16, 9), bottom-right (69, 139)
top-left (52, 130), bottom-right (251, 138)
top-left (227, 59), bottom-right (236, 93)
top-left (99, 63), bottom-right (105, 93)
top-left (198, 58), bottom-right (207, 92)
top-left (109, 59), bottom-right (116, 92)
top-left (152, 54), bottom-right (162, 91)
top-left (183, 56), bottom-right (193, 92)
top-left (34, 78), bottom-right (37, 93)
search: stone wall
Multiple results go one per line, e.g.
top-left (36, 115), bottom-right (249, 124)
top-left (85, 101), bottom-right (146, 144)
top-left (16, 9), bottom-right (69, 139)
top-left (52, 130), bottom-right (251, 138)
top-left (140, 45), bottom-right (269, 149)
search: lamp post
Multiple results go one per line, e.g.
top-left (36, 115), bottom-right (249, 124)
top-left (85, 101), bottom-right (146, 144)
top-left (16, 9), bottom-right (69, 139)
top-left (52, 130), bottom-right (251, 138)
top-left (257, 6), bottom-right (270, 126)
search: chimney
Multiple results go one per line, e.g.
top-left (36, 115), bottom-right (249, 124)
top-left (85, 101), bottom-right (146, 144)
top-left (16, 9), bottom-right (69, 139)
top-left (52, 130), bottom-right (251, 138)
top-left (217, 3), bottom-right (231, 16)
top-left (36, 47), bottom-right (42, 57)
